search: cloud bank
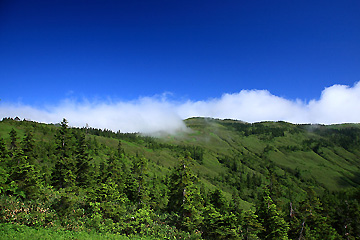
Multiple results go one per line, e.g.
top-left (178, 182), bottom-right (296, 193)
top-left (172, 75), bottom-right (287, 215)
top-left (1, 82), bottom-right (360, 133)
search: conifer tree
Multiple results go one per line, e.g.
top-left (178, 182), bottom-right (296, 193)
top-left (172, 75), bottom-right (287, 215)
top-left (126, 156), bottom-right (149, 207)
top-left (256, 187), bottom-right (289, 239)
top-left (98, 152), bottom-right (127, 205)
top-left (202, 190), bottom-right (239, 240)
top-left (51, 118), bottom-right (76, 189)
top-left (148, 175), bottom-right (168, 211)
top-left (241, 209), bottom-right (264, 240)
top-left (202, 204), bottom-right (238, 239)
top-left (21, 130), bottom-right (36, 165)
top-left (167, 154), bottom-right (204, 232)
top-left (209, 188), bottom-right (228, 213)
top-left (116, 140), bottom-right (125, 157)
top-left (74, 132), bottom-right (91, 187)
top-left (54, 118), bottom-right (72, 158)
top-left (0, 137), bottom-right (10, 194)
top-left (0, 137), bottom-right (9, 160)
top-left (295, 187), bottom-right (340, 240)
top-left (7, 147), bottom-right (40, 199)
top-left (343, 199), bottom-right (360, 239)
top-left (9, 128), bottom-right (18, 156)
top-left (88, 177), bottom-right (128, 222)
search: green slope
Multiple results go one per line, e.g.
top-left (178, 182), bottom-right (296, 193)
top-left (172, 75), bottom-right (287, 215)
top-left (1, 117), bottom-right (360, 198)
top-left (2, 117), bottom-right (360, 239)
top-left (153, 117), bottom-right (360, 191)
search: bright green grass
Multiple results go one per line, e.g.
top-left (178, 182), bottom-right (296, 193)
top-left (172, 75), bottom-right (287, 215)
top-left (0, 223), bottom-right (146, 240)
top-left (0, 122), bottom-right (25, 141)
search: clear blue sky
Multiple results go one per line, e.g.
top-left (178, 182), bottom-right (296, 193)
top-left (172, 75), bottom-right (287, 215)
top-left (1, 0), bottom-right (360, 106)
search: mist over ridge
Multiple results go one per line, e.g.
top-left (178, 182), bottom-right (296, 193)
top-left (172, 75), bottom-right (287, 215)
top-left (1, 82), bottom-right (360, 133)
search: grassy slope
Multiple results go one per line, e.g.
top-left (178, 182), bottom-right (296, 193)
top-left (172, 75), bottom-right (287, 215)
top-left (158, 118), bottom-right (360, 191)
top-left (0, 223), bottom-right (139, 240)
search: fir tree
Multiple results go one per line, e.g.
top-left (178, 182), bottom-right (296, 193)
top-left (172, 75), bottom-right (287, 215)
top-left (8, 148), bottom-right (39, 199)
top-left (202, 205), bottom-right (239, 239)
top-left (241, 209), bottom-right (264, 240)
top-left (208, 188), bottom-right (228, 213)
top-left (256, 187), bottom-right (289, 239)
top-left (51, 118), bottom-right (76, 189)
top-left (9, 128), bottom-right (18, 156)
top-left (167, 154), bottom-right (204, 232)
top-left (74, 132), bottom-right (91, 187)
top-left (116, 140), bottom-right (125, 157)
top-left (88, 177), bottom-right (128, 222)
top-left (126, 156), bottom-right (149, 207)
top-left (0, 137), bottom-right (9, 194)
top-left (21, 130), bottom-right (36, 165)
top-left (0, 137), bottom-right (9, 160)
top-left (295, 187), bottom-right (340, 240)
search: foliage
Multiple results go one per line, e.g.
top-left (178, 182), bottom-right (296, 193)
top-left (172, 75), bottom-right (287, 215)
top-left (1, 117), bottom-right (360, 239)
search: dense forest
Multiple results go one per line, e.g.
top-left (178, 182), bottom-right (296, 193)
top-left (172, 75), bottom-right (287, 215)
top-left (0, 117), bottom-right (360, 239)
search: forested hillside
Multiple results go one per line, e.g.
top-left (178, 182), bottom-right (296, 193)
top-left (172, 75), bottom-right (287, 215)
top-left (0, 117), bottom-right (360, 239)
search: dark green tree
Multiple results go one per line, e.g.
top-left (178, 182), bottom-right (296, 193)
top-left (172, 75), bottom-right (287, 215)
top-left (202, 204), bottom-right (239, 239)
top-left (0, 137), bottom-right (9, 160)
top-left (209, 188), bottom-right (228, 213)
top-left (9, 128), bottom-right (18, 156)
top-left (294, 187), bottom-right (340, 240)
top-left (256, 187), bottom-right (289, 239)
top-left (148, 175), bottom-right (168, 211)
top-left (74, 132), bottom-right (92, 187)
top-left (126, 156), bottom-right (149, 207)
top-left (51, 118), bottom-right (76, 189)
top-left (7, 148), bottom-right (40, 199)
top-left (241, 209), bottom-right (264, 240)
top-left (54, 118), bottom-right (73, 158)
top-left (88, 177), bottom-right (128, 223)
top-left (167, 154), bottom-right (204, 232)
top-left (0, 137), bottom-right (10, 194)
top-left (21, 130), bottom-right (36, 165)
top-left (116, 140), bottom-right (125, 157)
top-left (202, 190), bottom-right (239, 239)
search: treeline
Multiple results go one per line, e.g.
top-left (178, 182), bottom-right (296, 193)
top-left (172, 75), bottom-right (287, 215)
top-left (84, 125), bottom-right (205, 163)
top-left (0, 118), bottom-right (359, 239)
top-left (220, 121), bottom-right (289, 138)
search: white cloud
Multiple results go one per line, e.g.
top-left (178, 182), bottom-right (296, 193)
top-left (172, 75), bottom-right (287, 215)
top-left (177, 90), bottom-right (308, 123)
top-left (308, 82), bottom-right (360, 124)
top-left (1, 82), bottom-right (360, 133)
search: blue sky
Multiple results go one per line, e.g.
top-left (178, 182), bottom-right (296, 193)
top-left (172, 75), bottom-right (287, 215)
top-left (1, 1), bottom-right (360, 132)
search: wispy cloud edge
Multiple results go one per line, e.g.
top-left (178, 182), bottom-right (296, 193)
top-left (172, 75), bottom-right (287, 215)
top-left (1, 82), bottom-right (360, 133)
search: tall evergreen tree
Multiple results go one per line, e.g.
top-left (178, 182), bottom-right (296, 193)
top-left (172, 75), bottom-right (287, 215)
top-left (7, 129), bottom-right (39, 198)
top-left (21, 130), bottom-right (36, 165)
top-left (7, 146), bottom-right (40, 199)
top-left (0, 137), bottom-right (10, 194)
top-left (51, 118), bottom-right (76, 189)
top-left (167, 154), bottom-right (204, 232)
top-left (256, 187), bottom-right (289, 239)
top-left (88, 177), bottom-right (128, 223)
top-left (126, 156), bottom-right (149, 207)
top-left (208, 188), bottom-right (228, 213)
top-left (294, 187), bottom-right (340, 240)
top-left (0, 137), bottom-right (9, 160)
top-left (241, 209), bottom-right (264, 240)
top-left (54, 118), bottom-right (73, 158)
top-left (116, 140), bottom-right (125, 157)
top-left (202, 204), bottom-right (239, 239)
top-left (9, 128), bottom-right (18, 156)
top-left (74, 132), bottom-right (91, 187)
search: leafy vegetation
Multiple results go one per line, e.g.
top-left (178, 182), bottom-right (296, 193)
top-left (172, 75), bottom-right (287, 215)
top-left (0, 116), bottom-right (360, 239)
